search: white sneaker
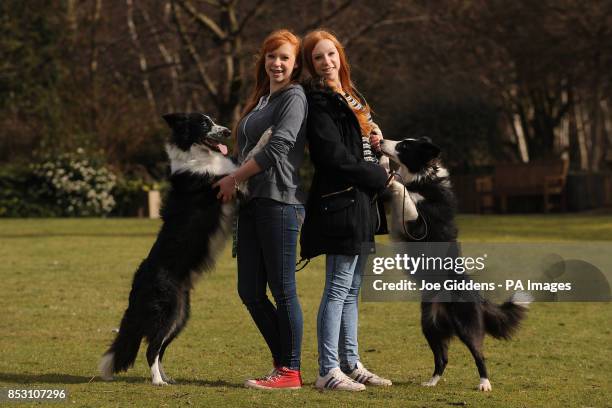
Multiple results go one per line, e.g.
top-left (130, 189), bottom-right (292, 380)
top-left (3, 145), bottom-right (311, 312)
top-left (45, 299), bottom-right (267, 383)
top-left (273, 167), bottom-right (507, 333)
top-left (315, 367), bottom-right (366, 391)
top-left (345, 361), bottom-right (392, 386)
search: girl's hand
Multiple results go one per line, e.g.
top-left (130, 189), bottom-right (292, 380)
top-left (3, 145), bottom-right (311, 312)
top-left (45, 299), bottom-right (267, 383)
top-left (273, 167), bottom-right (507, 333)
top-left (213, 175), bottom-right (237, 203)
top-left (370, 127), bottom-right (383, 151)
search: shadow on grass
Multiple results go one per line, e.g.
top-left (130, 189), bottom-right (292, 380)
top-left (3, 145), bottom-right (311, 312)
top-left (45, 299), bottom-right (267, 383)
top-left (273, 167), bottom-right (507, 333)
top-left (0, 373), bottom-right (241, 388)
top-left (0, 373), bottom-right (95, 384)
top-left (0, 233), bottom-right (156, 239)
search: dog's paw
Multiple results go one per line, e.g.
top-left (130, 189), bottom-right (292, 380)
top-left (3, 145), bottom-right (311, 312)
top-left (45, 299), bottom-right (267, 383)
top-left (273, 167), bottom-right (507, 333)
top-left (421, 381), bottom-right (437, 387)
top-left (421, 375), bottom-right (440, 387)
top-left (478, 378), bottom-right (492, 392)
top-left (152, 379), bottom-right (169, 386)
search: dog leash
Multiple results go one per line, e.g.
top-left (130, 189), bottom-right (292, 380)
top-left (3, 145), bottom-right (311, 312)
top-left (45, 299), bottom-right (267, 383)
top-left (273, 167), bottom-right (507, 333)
top-left (371, 170), bottom-right (398, 204)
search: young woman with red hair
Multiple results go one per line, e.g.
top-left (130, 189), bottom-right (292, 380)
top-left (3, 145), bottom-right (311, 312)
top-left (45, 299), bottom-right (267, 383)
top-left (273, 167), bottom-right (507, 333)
top-left (214, 29), bottom-right (307, 390)
top-left (300, 29), bottom-right (392, 391)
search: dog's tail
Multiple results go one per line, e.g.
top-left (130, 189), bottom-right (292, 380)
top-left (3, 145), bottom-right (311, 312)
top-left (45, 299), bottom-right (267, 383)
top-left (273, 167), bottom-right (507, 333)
top-left (98, 309), bottom-right (143, 380)
top-left (483, 292), bottom-right (532, 340)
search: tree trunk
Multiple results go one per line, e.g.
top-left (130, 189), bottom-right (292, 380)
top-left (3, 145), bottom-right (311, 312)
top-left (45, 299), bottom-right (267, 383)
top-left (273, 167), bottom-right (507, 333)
top-left (126, 0), bottom-right (157, 114)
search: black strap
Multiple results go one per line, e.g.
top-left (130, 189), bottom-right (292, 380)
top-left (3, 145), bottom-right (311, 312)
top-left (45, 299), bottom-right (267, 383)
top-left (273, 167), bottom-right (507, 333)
top-left (295, 257), bottom-right (310, 272)
top-left (371, 170), bottom-right (397, 203)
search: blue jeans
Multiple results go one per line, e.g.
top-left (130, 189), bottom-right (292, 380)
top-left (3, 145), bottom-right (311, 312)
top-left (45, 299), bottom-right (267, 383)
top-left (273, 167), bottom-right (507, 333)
top-left (317, 254), bottom-right (365, 376)
top-left (237, 198), bottom-right (305, 370)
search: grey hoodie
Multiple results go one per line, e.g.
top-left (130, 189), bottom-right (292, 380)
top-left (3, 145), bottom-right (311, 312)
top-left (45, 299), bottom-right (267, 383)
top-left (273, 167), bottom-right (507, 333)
top-left (237, 83), bottom-right (308, 204)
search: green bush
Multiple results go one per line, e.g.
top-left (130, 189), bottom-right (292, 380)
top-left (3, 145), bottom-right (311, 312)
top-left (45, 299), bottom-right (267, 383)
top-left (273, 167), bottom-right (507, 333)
top-left (0, 149), bottom-right (120, 217)
top-left (30, 148), bottom-right (117, 216)
top-left (0, 165), bottom-right (57, 217)
top-left (111, 177), bottom-right (167, 217)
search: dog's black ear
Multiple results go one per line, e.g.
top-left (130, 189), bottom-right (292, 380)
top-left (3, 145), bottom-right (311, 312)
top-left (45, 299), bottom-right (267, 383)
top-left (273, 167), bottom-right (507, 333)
top-left (162, 113), bottom-right (186, 129)
top-left (187, 112), bottom-right (207, 123)
top-left (421, 138), bottom-right (441, 159)
top-left (162, 113), bottom-right (193, 151)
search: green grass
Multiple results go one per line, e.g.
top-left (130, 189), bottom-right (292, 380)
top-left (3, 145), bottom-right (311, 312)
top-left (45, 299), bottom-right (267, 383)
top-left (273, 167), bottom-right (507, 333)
top-left (0, 216), bottom-right (611, 407)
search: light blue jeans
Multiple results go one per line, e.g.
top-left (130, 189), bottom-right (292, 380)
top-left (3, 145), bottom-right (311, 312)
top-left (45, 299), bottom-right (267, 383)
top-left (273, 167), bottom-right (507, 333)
top-left (317, 254), bottom-right (365, 376)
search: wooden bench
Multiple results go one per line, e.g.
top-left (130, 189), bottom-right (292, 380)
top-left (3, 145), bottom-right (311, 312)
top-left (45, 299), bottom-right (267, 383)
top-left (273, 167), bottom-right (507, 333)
top-left (476, 159), bottom-right (569, 213)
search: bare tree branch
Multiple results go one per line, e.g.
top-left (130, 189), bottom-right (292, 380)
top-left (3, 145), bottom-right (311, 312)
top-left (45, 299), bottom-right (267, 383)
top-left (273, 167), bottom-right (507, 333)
top-left (301, 0), bottom-right (353, 33)
top-left (85, 0), bottom-right (103, 132)
top-left (140, 3), bottom-right (180, 112)
top-left (236, 0), bottom-right (268, 35)
top-left (201, 0), bottom-right (221, 6)
top-left (343, 14), bottom-right (429, 48)
top-left (174, 0), bottom-right (226, 40)
top-left (126, 0), bottom-right (157, 113)
top-left (224, 5), bottom-right (238, 97)
top-left (171, 3), bottom-right (219, 102)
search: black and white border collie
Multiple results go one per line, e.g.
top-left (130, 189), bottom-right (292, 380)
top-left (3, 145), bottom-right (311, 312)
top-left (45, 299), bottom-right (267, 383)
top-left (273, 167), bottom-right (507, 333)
top-left (99, 112), bottom-right (270, 385)
top-left (381, 137), bottom-right (531, 392)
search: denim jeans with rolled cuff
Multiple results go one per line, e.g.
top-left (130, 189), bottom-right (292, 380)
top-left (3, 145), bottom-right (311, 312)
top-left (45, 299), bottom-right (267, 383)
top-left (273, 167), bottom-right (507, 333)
top-left (237, 198), bottom-right (305, 370)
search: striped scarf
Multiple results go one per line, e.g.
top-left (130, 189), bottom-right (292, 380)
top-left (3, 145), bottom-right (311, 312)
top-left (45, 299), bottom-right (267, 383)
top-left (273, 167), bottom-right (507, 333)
top-left (342, 91), bottom-right (378, 163)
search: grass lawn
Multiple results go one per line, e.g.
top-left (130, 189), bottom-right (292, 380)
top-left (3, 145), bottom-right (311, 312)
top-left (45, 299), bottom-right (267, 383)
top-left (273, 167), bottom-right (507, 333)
top-left (1, 215), bottom-right (611, 407)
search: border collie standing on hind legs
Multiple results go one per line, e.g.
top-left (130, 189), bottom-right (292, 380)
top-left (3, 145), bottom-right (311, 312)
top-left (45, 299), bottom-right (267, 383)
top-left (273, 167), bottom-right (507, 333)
top-left (99, 112), bottom-right (271, 385)
top-left (380, 137), bottom-right (532, 392)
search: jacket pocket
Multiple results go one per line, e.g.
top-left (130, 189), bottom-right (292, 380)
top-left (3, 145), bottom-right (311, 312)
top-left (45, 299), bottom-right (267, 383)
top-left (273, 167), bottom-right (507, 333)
top-left (319, 187), bottom-right (357, 237)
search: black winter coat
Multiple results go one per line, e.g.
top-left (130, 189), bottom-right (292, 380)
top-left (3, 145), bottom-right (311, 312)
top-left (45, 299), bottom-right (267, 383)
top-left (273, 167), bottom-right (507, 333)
top-left (300, 80), bottom-right (388, 259)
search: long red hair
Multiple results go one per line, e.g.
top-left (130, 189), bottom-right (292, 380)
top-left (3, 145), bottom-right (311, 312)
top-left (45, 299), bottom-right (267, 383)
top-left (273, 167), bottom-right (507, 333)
top-left (233, 29), bottom-right (302, 156)
top-left (303, 29), bottom-right (373, 136)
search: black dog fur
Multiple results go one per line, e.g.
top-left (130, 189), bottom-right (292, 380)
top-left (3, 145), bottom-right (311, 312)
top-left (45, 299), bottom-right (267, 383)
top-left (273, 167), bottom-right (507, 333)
top-left (99, 113), bottom-right (255, 385)
top-left (381, 137), bottom-right (531, 391)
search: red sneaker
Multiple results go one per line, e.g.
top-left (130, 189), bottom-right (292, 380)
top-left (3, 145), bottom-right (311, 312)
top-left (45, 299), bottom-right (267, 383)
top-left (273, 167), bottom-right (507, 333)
top-left (244, 367), bottom-right (302, 390)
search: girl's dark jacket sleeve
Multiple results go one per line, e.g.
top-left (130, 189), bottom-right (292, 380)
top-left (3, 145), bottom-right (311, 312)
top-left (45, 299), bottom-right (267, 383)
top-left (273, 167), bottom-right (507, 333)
top-left (300, 81), bottom-right (388, 259)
